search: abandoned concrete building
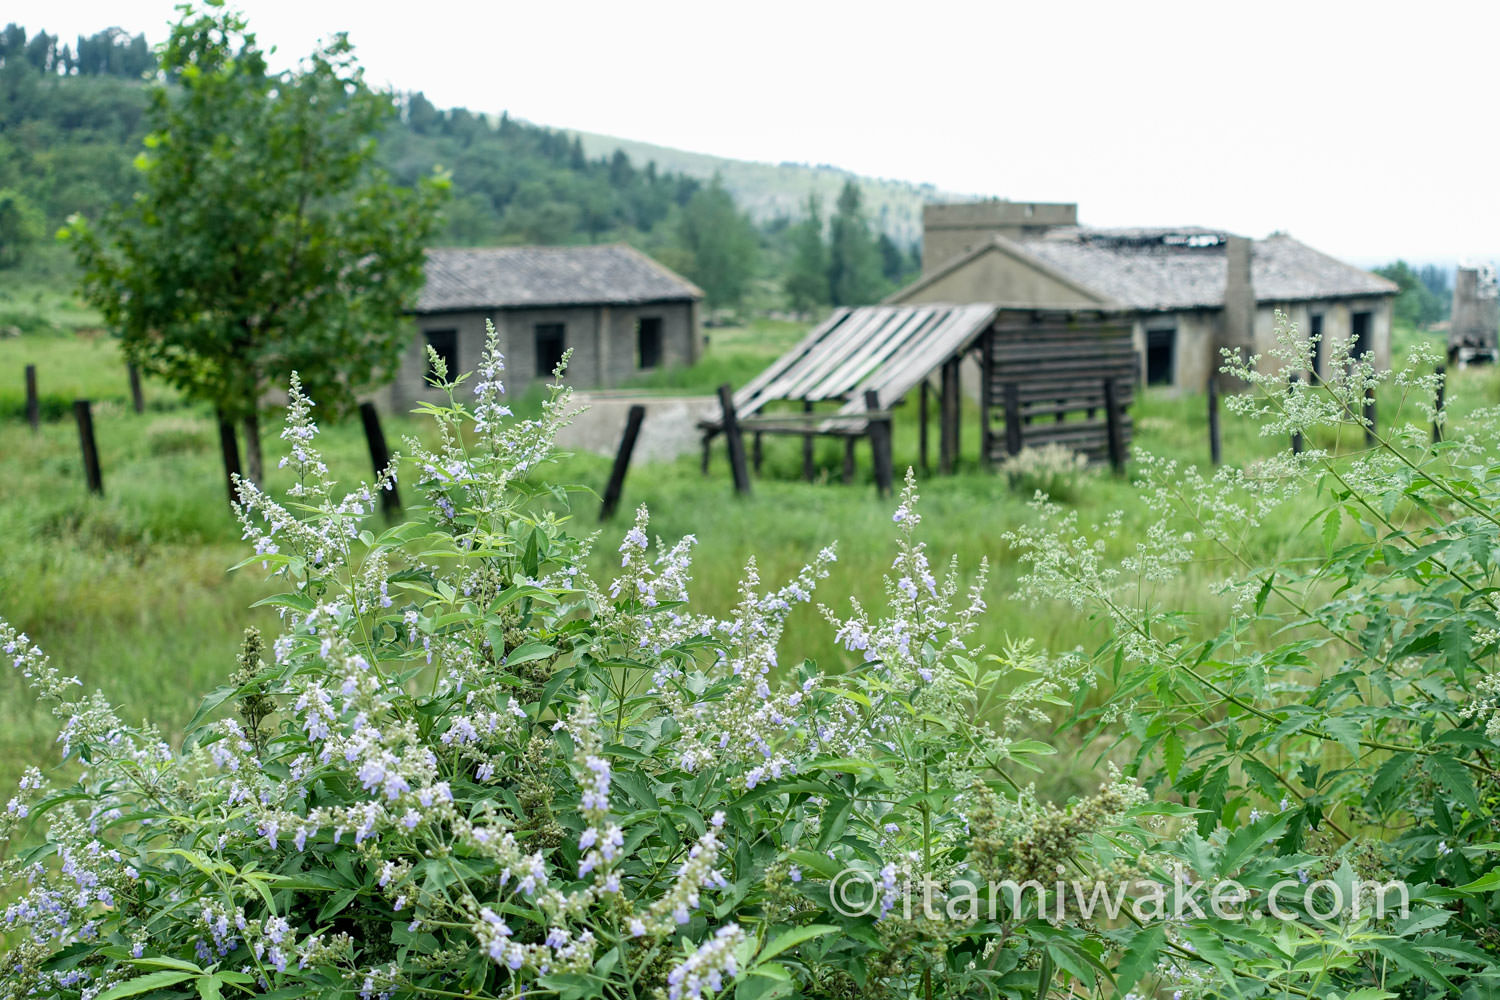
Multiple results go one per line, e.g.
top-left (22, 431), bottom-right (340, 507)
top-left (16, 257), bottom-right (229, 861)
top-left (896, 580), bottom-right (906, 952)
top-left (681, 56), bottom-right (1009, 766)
top-left (387, 244), bottom-right (703, 411)
top-left (893, 200), bottom-right (1398, 389)
top-left (1448, 264), bottom-right (1498, 365)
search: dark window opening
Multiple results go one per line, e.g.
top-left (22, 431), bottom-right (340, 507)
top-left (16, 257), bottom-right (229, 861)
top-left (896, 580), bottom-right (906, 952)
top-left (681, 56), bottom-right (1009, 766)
top-left (423, 329), bottom-right (458, 383)
top-left (1145, 327), bottom-right (1176, 386)
top-left (636, 317), bottom-right (663, 370)
top-left (1310, 314), bottom-right (1325, 380)
top-left (534, 323), bottom-right (566, 376)
top-left (1351, 311), bottom-right (1372, 361)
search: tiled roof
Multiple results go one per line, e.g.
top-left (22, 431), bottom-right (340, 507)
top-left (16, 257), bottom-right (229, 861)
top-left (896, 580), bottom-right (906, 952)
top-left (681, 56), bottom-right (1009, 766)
top-left (417, 244), bottom-right (702, 312)
top-left (1017, 227), bottom-right (1397, 310)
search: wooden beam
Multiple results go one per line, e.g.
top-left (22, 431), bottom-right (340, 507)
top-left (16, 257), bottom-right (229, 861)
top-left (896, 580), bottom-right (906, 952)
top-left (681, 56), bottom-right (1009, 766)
top-left (802, 399), bottom-right (816, 481)
top-left (1003, 382), bottom-right (1023, 457)
top-left (939, 358), bottom-right (959, 475)
top-left (717, 383), bottom-right (752, 495)
top-left (24, 364), bottom-right (38, 431)
top-left (1102, 377), bottom-right (1125, 474)
top-left (359, 402), bottom-right (401, 518)
top-left (865, 389), bottom-right (893, 498)
top-left (74, 400), bottom-right (102, 495)
top-left (600, 404), bottom-right (646, 520)
top-left (918, 380), bottom-right (930, 475)
top-left (127, 364), bottom-right (145, 414)
top-left (1289, 374), bottom-right (1303, 455)
top-left (217, 410), bottom-right (242, 509)
top-left (978, 330), bottom-right (994, 469)
top-left (1433, 364), bottom-right (1445, 444)
top-left (1207, 374), bottom-right (1222, 467)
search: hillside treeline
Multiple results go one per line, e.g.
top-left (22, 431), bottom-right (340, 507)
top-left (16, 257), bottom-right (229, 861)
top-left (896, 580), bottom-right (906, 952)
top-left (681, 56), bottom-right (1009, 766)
top-left (0, 22), bottom-right (918, 312)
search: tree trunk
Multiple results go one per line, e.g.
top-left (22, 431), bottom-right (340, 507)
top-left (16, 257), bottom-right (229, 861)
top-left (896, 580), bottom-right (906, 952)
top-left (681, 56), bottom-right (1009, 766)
top-left (242, 411), bottom-right (264, 485)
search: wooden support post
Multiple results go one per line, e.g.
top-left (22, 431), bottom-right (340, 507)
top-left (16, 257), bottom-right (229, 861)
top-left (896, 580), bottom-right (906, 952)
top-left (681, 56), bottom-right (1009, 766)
top-left (24, 364), bottom-right (38, 431)
top-left (1363, 385), bottom-right (1377, 447)
top-left (865, 389), bottom-right (893, 498)
top-left (752, 432), bottom-right (763, 475)
top-left (359, 401), bottom-right (401, 518)
top-left (939, 358), bottom-right (959, 475)
top-left (1102, 377), bottom-right (1125, 475)
top-left (127, 364), bottom-right (144, 414)
top-left (1207, 375), bottom-right (1222, 467)
top-left (717, 383), bottom-right (752, 496)
top-left (700, 434), bottom-right (711, 475)
top-left (1433, 364), bottom-right (1446, 444)
top-left (918, 381), bottom-right (930, 475)
top-left (73, 400), bottom-right (102, 495)
top-left (842, 437), bottom-right (856, 484)
top-left (1289, 373), bottom-right (1303, 455)
top-left (600, 404), bottom-right (646, 521)
top-left (978, 332), bottom-right (994, 469)
top-left (1003, 382), bottom-right (1023, 457)
top-left (217, 410), bottom-right (242, 509)
top-left (802, 399), bottom-right (816, 482)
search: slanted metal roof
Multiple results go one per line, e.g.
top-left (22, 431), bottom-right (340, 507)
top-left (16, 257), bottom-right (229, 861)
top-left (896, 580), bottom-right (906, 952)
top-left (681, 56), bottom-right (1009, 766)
top-left (732, 304), bottom-right (999, 421)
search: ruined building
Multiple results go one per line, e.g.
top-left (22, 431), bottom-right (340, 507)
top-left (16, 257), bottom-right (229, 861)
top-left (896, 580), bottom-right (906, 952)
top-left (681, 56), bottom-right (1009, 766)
top-left (1448, 265), bottom-right (1498, 365)
top-left (893, 200), bottom-right (1397, 389)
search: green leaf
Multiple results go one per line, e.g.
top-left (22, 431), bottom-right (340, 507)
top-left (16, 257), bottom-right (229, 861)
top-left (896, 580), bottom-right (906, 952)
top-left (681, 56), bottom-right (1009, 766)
top-left (196, 977), bottom-right (222, 1000)
top-left (755, 924), bottom-right (839, 964)
top-left (505, 641), bottom-right (556, 668)
top-left (1427, 755), bottom-right (1479, 813)
top-left (97, 971), bottom-right (197, 1000)
top-left (1113, 924), bottom-right (1164, 996)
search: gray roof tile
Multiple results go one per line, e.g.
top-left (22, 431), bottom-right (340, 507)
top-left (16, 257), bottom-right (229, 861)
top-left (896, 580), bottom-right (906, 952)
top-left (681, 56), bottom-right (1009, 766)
top-left (1018, 228), bottom-right (1396, 310)
top-left (417, 244), bottom-right (702, 312)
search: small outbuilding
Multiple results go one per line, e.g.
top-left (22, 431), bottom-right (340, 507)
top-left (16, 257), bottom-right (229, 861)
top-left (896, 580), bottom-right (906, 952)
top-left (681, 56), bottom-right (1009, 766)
top-left (387, 244), bottom-right (703, 411)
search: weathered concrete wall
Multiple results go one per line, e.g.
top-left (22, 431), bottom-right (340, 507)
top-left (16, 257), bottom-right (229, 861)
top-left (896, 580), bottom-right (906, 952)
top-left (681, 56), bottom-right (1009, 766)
top-left (386, 301), bottom-right (697, 414)
top-left (1130, 297), bottom-right (1391, 394)
top-left (922, 200), bottom-right (1078, 273)
top-left (892, 246), bottom-right (1098, 307)
top-left (1450, 266), bottom-right (1499, 357)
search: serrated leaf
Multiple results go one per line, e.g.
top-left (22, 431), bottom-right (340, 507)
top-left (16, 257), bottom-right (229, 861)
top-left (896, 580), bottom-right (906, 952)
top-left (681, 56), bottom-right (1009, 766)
top-left (756, 924), bottom-right (838, 964)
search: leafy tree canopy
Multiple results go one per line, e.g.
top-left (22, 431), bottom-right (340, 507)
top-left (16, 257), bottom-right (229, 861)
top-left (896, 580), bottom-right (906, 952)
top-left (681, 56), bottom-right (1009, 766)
top-left (64, 2), bottom-right (448, 476)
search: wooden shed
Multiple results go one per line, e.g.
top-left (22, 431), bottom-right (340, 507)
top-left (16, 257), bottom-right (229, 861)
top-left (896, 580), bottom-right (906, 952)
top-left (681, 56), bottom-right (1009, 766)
top-left (701, 303), bottom-right (1138, 493)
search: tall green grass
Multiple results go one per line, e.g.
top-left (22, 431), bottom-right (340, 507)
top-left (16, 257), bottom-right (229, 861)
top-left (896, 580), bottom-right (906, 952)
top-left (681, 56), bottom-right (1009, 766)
top-left (0, 311), bottom-right (1462, 797)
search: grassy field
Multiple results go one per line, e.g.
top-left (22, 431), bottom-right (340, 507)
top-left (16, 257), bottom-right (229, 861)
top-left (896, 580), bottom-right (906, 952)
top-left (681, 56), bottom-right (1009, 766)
top-left (0, 282), bottom-right (1475, 798)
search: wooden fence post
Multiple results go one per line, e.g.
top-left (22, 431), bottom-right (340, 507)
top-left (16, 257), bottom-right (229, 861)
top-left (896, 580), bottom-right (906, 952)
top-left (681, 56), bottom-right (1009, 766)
top-left (128, 364), bottom-right (145, 414)
top-left (217, 410), bottom-right (242, 509)
top-left (25, 364), bottom-right (39, 431)
top-left (73, 400), bottom-right (102, 495)
top-left (978, 332), bottom-right (994, 470)
top-left (1102, 377), bottom-right (1125, 474)
top-left (1289, 373), bottom-right (1303, 455)
top-left (700, 434), bottom-right (712, 476)
top-left (842, 438), bottom-right (856, 484)
top-left (1207, 374), bottom-right (1222, 467)
top-left (1433, 364), bottom-right (1445, 444)
top-left (716, 383), bottom-right (752, 496)
top-left (1003, 382), bottom-right (1023, 457)
top-left (918, 381), bottom-right (930, 475)
top-left (802, 399), bottom-right (816, 482)
top-left (1363, 385), bottom-right (1377, 447)
top-left (865, 389), bottom-right (893, 498)
top-left (359, 402), bottom-right (401, 518)
top-left (600, 404), bottom-right (646, 521)
top-left (752, 432), bottom-right (763, 476)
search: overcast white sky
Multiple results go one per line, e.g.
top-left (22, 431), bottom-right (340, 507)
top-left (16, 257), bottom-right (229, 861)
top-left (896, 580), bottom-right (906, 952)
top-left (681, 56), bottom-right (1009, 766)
top-left (22, 0), bottom-right (1500, 262)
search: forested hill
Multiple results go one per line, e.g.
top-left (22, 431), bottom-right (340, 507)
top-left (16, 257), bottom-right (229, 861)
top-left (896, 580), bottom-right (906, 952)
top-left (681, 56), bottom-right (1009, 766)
top-left (0, 23), bottom-right (926, 309)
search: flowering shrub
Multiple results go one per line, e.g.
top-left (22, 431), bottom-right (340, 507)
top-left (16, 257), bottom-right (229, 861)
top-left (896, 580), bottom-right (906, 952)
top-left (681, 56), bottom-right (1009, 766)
top-left (1, 319), bottom-right (1496, 999)
top-left (997, 444), bottom-right (1093, 502)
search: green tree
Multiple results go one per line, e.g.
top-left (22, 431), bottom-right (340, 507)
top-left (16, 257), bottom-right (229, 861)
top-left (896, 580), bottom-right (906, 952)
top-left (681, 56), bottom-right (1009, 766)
top-left (0, 188), bottom-right (41, 267)
top-left (675, 174), bottom-right (757, 311)
top-left (1374, 259), bottom-right (1446, 329)
top-left (784, 193), bottom-right (829, 313)
top-left (828, 179), bottom-right (882, 306)
top-left (66, 2), bottom-right (448, 482)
